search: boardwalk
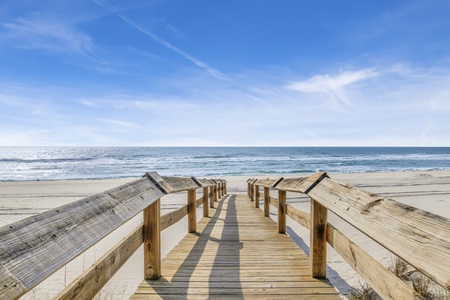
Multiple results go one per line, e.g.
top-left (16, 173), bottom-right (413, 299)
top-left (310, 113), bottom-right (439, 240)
top-left (131, 194), bottom-right (340, 299)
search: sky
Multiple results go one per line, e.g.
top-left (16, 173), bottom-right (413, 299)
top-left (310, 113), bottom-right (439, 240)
top-left (1, 0), bottom-right (450, 146)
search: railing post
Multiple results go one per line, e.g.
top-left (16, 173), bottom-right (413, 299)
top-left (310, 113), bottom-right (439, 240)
top-left (255, 185), bottom-right (260, 208)
top-left (209, 186), bottom-right (215, 208)
top-left (247, 182), bottom-right (251, 198)
top-left (250, 183), bottom-right (254, 202)
top-left (278, 190), bottom-right (286, 233)
top-left (224, 181), bottom-right (227, 194)
top-left (310, 199), bottom-right (327, 278)
top-left (264, 187), bottom-right (270, 217)
top-left (188, 189), bottom-right (196, 233)
top-left (214, 183), bottom-right (218, 202)
top-left (144, 198), bottom-right (161, 280)
top-left (202, 187), bottom-right (209, 217)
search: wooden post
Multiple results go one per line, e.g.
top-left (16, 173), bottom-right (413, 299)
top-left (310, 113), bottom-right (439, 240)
top-left (247, 182), bottom-right (251, 198)
top-left (144, 198), bottom-right (161, 280)
top-left (264, 187), bottom-right (270, 217)
top-left (188, 189), bottom-right (196, 233)
top-left (278, 190), bottom-right (286, 234)
top-left (250, 184), bottom-right (254, 202)
top-left (224, 181), bottom-right (227, 194)
top-left (209, 186), bottom-right (215, 208)
top-left (214, 183), bottom-right (218, 202)
top-left (202, 187), bottom-right (208, 217)
top-left (310, 199), bottom-right (327, 278)
top-left (255, 185), bottom-right (260, 208)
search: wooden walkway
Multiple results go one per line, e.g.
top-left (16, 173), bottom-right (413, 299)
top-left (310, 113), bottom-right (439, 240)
top-left (131, 194), bottom-right (340, 299)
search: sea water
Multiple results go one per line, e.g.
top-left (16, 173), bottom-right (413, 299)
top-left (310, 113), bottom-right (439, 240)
top-left (1, 146), bottom-right (450, 181)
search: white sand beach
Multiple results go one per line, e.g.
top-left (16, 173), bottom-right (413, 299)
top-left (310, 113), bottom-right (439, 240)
top-left (1, 170), bottom-right (449, 299)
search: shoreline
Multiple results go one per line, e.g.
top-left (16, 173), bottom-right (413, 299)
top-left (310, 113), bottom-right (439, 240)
top-left (1, 170), bottom-right (449, 299)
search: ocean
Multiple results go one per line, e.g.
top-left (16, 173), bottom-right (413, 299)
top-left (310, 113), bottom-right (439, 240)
top-left (1, 147), bottom-right (450, 181)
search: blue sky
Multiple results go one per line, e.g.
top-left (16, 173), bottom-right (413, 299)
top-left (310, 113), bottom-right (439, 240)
top-left (1, 0), bottom-right (450, 146)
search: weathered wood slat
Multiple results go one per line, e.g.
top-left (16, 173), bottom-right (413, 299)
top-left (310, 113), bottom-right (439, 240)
top-left (0, 177), bottom-right (163, 300)
top-left (161, 176), bottom-right (200, 193)
top-left (307, 177), bottom-right (450, 290)
top-left (195, 178), bottom-right (216, 187)
top-left (55, 224), bottom-right (144, 300)
top-left (327, 224), bottom-right (422, 300)
top-left (287, 204), bottom-right (310, 229)
top-left (255, 178), bottom-right (282, 188)
top-left (274, 172), bottom-right (327, 193)
top-left (160, 205), bottom-right (188, 231)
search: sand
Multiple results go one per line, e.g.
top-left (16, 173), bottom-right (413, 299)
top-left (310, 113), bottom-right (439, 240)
top-left (1, 170), bottom-right (449, 299)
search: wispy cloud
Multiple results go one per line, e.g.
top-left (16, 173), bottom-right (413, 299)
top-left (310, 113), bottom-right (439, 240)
top-left (97, 118), bottom-right (140, 129)
top-left (1, 15), bottom-right (93, 55)
top-left (287, 69), bottom-right (378, 109)
top-left (93, 0), bottom-right (228, 80)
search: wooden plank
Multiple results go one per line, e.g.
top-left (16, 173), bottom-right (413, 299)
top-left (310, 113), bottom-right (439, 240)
top-left (160, 205), bottom-right (188, 231)
top-left (307, 177), bottom-right (450, 290)
top-left (278, 190), bottom-right (286, 234)
top-left (269, 196), bottom-right (278, 208)
top-left (144, 199), bottom-right (161, 280)
top-left (55, 224), bottom-right (143, 300)
top-left (255, 178), bottom-right (282, 188)
top-left (161, 176), bottom-right (200, 193)
top-left (310, 199), bottom-right (327, 278)
top-left (188, 189), bottom-right (196, 233)
top-left (287, 204), bottom-right (310, 229)
top-left (195, 178), bottom-right (215, 187)
top-left (0, 177), bottom-right (164, 300)
top-left (327, 224), bottom-right (422, 300)
top-left (275, 172), bottom-right (328, 193)
top-left (132, 194), bottom-right (339, 299)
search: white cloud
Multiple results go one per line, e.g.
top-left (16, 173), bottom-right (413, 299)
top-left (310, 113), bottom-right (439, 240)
top-left (287, 69), bottom-right (378, 109)
top-left (1, 16), bottom-right (93, 55)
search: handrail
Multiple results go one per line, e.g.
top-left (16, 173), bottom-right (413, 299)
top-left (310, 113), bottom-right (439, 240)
top-left (248, 172), bottom-right (450, 299)
top-left (0, 172), bottom-right (226, 300)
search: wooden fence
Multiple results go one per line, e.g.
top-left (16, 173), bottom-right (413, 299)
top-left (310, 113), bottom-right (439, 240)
top-left (248, 172), bottom-right (450, 300)
top-left (0, 172), bottom-right (226, 300)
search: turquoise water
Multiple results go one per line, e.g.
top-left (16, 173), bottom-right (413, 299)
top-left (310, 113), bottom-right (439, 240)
top-left (1, 147), bottom-right (450, 181)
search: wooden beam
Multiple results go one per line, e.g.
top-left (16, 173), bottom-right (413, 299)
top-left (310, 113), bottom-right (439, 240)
top-left (144, 198), bottom-right (161, 280)
top-left (275, 172), bottom-right (328, 193)
top-left (55, 224), bottom-right (143, 300)
top-left (202, 187), bottom-right (209, 217)
top-left (264, 187), bottom-right (270, 217)
top-left (310, 199), bottom-right (327, 278)
top-left (160, 205), bottom-right (188, 231)
top-left (306, 177), bottom-right (450, 289)
top-left (327, 224), bottom-right (422, 300)
top-left (188, 189), bottom-right (196, 233)
top-left (0, 177), bottom-right (164, 299)
top-left (278, 190), bottom-right (286, 234)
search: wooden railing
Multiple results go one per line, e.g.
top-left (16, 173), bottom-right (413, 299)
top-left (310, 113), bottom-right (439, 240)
top-left (0, 172), bottom-right (226, 300)
top-left (248, 172), bottom-right (450, 300)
